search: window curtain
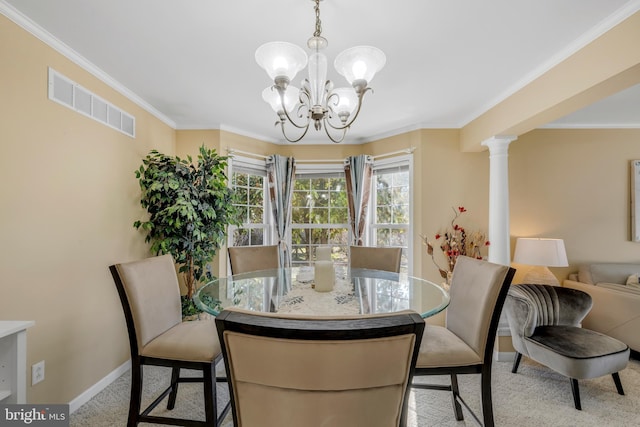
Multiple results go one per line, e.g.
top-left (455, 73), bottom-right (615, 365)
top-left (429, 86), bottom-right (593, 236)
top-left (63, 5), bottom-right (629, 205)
top-left (344, 155), bottom-right (373, 246)
top-left (266, 155), bottom-right (296, 268)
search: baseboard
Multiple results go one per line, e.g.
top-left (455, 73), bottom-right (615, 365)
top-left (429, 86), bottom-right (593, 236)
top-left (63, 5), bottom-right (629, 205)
top-left (68, 359), bottom-right (131, 413)
top-left (493, 350), bottom-right (517, 362)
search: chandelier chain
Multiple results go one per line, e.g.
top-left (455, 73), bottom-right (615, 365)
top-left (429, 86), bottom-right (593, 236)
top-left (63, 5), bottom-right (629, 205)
top-left (313, 0), bottom-right (322, 38)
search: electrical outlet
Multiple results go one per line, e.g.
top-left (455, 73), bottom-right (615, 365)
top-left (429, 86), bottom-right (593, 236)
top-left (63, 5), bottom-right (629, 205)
top-left (32, 360), bottom-right (45, 385)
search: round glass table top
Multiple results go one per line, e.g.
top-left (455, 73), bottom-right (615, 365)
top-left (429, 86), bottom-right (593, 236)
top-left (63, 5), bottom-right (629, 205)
top-left (194, 266), bottom-right (449, 318)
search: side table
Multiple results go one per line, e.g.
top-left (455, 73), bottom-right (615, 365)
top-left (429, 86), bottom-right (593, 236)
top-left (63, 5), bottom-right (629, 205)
top-left (0, 320), bottom-right (35, 404)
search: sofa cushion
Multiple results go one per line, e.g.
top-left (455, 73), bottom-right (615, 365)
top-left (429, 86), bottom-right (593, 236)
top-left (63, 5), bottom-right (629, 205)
top-left (595, 282), bottom-right (640, 295)
top-left (626, 274), bottom-right (640, 289)
top-left (578, 263), bottom-right (640, 285)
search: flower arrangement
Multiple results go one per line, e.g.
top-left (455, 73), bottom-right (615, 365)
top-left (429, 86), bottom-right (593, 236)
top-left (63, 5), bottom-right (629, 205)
top-left (421, 206), bottom-right (490, 281)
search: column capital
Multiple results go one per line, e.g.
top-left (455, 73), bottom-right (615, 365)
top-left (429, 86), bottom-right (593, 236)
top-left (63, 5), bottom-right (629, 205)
top-left (481, 135), bottom-right (517, 152)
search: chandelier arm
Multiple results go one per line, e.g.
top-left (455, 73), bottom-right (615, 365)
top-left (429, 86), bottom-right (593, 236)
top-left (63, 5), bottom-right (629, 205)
top-left (324, 87), bottom-right (371, 131)
top-left (276, 86), bottom-right (311, 130)
top-left (322, 122), bottom-right (348, 143)
top-left (278, 119), bottom-right (311, 143)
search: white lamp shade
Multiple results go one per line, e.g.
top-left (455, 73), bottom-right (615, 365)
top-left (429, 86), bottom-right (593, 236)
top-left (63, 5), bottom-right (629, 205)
top-left (330, 87), bottom-right (358, 116)
top-left (255, 41), bottom-right (308, 81)
top-left (262, 86), bottom-right (299, 114)
top-left (334, 46), bottom-right (386, 85)
top-left (513, 238), bottom-right (568, 267)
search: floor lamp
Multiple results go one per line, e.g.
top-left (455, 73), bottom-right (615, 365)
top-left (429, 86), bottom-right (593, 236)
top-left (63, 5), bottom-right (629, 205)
top-left (513, 238), bottom-right (568, 285)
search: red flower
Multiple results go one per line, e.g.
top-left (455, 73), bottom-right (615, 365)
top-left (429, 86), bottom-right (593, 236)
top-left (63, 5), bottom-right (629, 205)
top-left (458, 206), bottom-right (467, 213)
top-left (435, 233), bottom-right (441, 240)
top-left (453, 224), bottom-right (460, 230)
top-left (485, 241), bottom-right (490, 246)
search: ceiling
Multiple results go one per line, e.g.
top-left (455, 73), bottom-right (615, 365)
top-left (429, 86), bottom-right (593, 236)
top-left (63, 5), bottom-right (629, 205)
top-left (4, 0), bottom-right (640, 144)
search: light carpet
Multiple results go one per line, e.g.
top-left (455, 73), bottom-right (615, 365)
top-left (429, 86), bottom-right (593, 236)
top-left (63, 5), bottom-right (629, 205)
top-left (70, 357), bottom-right (640, 426)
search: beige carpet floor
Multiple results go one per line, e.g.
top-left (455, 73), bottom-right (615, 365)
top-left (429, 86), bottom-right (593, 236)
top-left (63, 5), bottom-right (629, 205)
top-left (70, 357), bottom-right (640, 426)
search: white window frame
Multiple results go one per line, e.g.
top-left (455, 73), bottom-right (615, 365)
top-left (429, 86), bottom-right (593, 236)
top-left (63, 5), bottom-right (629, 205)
top-left (369, 154), bottom-right (414, 274)
top-left (290, 163), bottom-right (350, 266)
top-left (227, 155), bottom-right (274, 247)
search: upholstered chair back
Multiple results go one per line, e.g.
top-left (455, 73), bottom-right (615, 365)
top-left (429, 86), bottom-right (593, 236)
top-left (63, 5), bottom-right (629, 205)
top-left (112, 254), bottom-right (181, 350)
top-left (228, 245), bottom-right (279, 275)
top-left (505, 284), bottom-right (593, 357)
top-left (445, 256), bottom-right (514, 361)
top-left (216, 310), bottom-right (424, 427)
top-left (349, 246), bottom-right (402, 273)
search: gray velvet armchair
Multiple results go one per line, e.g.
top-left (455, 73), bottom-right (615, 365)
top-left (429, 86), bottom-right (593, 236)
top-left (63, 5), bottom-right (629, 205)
top-left (504, 284), bottom-right (629, 410)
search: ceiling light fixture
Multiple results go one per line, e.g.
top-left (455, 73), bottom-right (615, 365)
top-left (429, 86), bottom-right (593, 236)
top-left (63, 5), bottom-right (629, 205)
top-left (255, 0), bottom-right (386, 143)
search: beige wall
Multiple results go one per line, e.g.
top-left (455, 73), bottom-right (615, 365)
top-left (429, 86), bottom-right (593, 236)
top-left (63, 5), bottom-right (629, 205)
top-left (3, 4), bottom-right (639, 408)
top-left (510, 128), bottom-right (640, 281)
top-left (0, 15), bottom-right (175, 403)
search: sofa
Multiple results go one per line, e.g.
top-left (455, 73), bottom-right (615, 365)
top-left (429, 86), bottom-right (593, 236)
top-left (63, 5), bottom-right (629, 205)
top-left (563, 263), bottom-right (640, 354)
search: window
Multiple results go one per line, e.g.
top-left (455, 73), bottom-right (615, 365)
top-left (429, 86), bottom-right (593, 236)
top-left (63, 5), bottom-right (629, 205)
top-left (370, 157), bottom-right (412, 273)
top-left (229, 157), bottom-right (270, 247)
top-left (291, 169), bottom-right (349, 266)
top-left (226, 154), bottom-right (413, 273)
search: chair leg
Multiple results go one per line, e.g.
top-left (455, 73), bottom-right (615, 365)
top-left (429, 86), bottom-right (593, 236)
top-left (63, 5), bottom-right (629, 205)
top-left (450, 374), bottom-right (464, 421)
top-left (512, 352), bottom-right (522, 373)
top-left (203, 363), bottom-right (217, 426)
top-left (481, 369), bottom-right (495, 427)
top-left (128, 362), bottom-right (143, 427)
top-left (167, 367), bottom-right (180, 410)
top-left (570, 378), bottom-right (582, 410)
top-left (612, 372), bottom-right (625, 395)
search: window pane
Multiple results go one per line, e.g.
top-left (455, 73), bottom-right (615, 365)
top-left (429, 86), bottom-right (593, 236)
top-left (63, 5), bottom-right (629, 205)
top-left (249, 188), bottom-right (263, 206)
top-left (236, 187), bottom-right (248, 204)
top-left (313, 191), bottom-right (329, 208)
top-left (311, 208), bottom-right (329, 224)
top-left (233, 228), bottom-right (249, 246)
top-left (292, 191), bottom-right (307, 207)
top-left (250, 229), bottom-right (265, 245)
top-left (312, 178), bottom-right (328, 191)
top-left (294, 178), bottom-right (310, 191)
top-left (249, 207), bottom-right (263, 223)
top-left (377, 206), bottom-right (392, 223)
top-left (292, 228), bottom-right (310, 245)
top-left (248, 175), bottom-right (263, 188)
top-left (234, 173), bottom-right (248, 187)
top-left (331, 207), bottom-right (348, 224)
top-left (311, 228), bottom-right (329, 245)
top-left (376, 228), bottom-right (390, 246)
top-left (393, 204), bottom-right (409, 224)
top-left (292, 207), bottom-right (310, 224)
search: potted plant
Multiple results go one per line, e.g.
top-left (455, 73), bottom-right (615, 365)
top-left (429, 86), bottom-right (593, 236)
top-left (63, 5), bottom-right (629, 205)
top-left (134, 145), bottom-right (242, 316)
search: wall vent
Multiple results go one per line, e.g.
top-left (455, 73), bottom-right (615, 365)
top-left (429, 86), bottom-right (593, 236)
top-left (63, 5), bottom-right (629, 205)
top-left (48, 68), bottom-right (136, 138)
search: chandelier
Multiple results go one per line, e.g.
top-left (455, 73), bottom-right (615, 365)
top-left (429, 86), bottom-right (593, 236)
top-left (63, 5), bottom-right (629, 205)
top-left (255, 0), bottom-right (386, 143)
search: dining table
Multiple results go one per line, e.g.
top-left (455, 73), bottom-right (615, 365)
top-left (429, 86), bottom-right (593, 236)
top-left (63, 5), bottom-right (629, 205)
top-left (194, 266), bottom-right (449, 319)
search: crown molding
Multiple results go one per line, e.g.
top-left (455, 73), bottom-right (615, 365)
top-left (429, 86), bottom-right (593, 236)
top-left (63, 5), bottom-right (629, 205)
top-left (0, 0), bottom-right (176, 129)
top-left (460, 0), bottom-right (640, 127)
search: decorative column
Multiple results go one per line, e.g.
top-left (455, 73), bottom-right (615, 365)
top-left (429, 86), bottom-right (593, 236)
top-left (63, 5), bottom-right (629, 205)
top-left (481, 135), bottom-right (517, 361)
top-left (481, 136), bottom-right (516, 265)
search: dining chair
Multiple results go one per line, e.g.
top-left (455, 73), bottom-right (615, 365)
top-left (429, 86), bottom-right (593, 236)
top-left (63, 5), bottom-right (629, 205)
top-left (349, 245), bottom-right (403, 273)
top-left (228, 245), bottom-right (279, 275)
top-left (215, 309), bottom-right (425, 427)
top-left (109, 254), bottom-right (229, 427)
top-left (411, 256), bottom-right (516, 427)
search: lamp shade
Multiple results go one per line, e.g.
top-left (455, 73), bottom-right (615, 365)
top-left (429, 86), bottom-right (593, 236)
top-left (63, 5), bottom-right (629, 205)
top-left (334, 46), bottom-right (386, 85)
top-left (513, 238), bottom-right (568, 267)
top-left (330, 87), bottom-right (358, 117)
top-left (262, 86), bottom-right (299, 114)
top-left (255, 41), bottom-right (308, 81)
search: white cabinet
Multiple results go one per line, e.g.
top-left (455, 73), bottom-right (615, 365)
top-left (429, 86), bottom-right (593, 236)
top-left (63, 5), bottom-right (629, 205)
top-left (0, 321), bottom-right (35, 404)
